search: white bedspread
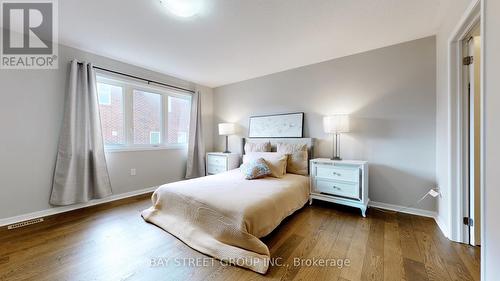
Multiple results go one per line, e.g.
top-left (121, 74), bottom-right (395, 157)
top-left (141, 169), bottom-right (309, 273)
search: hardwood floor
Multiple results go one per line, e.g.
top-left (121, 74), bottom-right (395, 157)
top-left (0, 195), bottom-right (480, 281)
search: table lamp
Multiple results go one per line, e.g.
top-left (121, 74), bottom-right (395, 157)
top-left (218, 123), bottom-right (236, 153)
top-left (323, 115), bottom-right (350, 160)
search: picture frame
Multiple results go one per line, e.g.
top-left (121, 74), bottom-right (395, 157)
top-left (248, 112), bottom-right (304, 138)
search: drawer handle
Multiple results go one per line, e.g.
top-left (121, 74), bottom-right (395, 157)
top-left (332, 186), bottom-right (341, 190)
top-left (332, 172), bottom-right (341, 176)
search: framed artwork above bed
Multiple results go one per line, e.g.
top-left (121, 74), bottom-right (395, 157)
top-left (248, 112), bottom-right (304, 138)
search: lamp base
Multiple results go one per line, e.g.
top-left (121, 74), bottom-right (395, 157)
top-left (223, 136), bottom-right (231, 154)
top-left (331, 133), bottom-right (342, 161)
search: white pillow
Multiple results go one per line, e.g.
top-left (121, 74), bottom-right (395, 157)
top-left (277, 143), bottom-right (308, 176)
top-left (243, 152), bottom-right (288, 178)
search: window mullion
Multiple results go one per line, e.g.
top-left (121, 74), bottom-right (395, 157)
top-left (163, 95), bottom-right (169, 145)
top-left (124, 86), bottom-right (134, 146)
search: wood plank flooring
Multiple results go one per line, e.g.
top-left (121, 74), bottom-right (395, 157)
top-left (0, 194), bottom-right (480, 281)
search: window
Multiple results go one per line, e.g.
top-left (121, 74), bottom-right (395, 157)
top-left (133, 90), bottom-right (162, 145)
top-left (96, 75), bottom-right (191, 150)
top-left (97, 83), bottom-right (124, 145)
top-left (150, 131), bottom-right (161, 145)
top-left (97, 83), bottom-right (112, 105)
top-left (168, 96), bottom-right (190, 144)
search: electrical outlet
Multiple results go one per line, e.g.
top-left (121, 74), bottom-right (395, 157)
top-left (130, 168), bottom-right (136, 176)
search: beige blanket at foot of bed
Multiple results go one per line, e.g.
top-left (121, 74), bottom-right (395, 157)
top-left (141, 169), bottom-right (309, 274)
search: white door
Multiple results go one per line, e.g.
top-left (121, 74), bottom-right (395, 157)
top-left (463, 30), bottom-right (481, 246)
top-left (469, 35), bottom-right (481, 245)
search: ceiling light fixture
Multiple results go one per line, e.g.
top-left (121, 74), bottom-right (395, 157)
top-left (159, 0), bottom-right (202, 18)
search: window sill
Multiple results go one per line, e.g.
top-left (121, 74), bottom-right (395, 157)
top-left (105, 145), bottom-right (187, 153)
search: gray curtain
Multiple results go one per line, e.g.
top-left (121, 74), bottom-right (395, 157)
top-left (185, 90), bottom-right (206, 178)
top-left (50, 60), bottom-right (112, 205)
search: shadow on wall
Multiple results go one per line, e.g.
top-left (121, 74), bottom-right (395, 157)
top-left (314, 116), bottom-right (436, 211)
top-left (346, 88), bottom-right (436, 211)
top-left (368, 164), bottom-right (437, 211)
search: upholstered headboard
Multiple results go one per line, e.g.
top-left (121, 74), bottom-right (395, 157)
top-left (242, 138), bottom-right (315, 171)
top-left (242, 137), bottom-right (314, 156)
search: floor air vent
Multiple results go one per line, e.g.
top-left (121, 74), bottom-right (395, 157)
top-left (7, 218), bottom-right (44, 230)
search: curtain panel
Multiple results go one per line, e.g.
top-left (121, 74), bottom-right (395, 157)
top-left (50, 60), bottom-right (112, 205)
top-left (185, 90), bottom-right (206, 178)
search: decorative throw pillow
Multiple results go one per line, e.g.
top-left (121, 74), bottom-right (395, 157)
top-left (244, 141), bottom-right (271, 153)
top-left (243, 152), bottom-right (288, 178)
top-left (240, 158), bottom-right (272, 180)
top-left (276, 143), bottom-right (308, 176)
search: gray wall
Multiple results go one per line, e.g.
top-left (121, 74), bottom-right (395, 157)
top-left (213, 36), bottom-right (437, 211)
top-left (0, 44), bottom-right (214, 219)
top-left (484, 0), bottom-right (500, 278)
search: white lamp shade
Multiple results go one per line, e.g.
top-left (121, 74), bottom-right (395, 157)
top-left (218, 123), bottom-right (236, 135)
top-left (323, 115), bottom-right (350, 134)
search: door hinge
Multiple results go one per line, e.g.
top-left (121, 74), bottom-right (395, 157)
top-left (463, 56), bottom-right (474, 65)
top-left (463, 217), bottom-right (474, 226)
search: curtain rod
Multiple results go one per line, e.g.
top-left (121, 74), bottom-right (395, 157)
top-left (76, 62), bottom-right (195, 94)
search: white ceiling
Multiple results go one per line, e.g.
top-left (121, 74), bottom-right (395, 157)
top-left (60, 0), bottom-right (451, 87)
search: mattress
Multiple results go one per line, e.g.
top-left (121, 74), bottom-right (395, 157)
top-left (141, 169), bottom-right (309, 273)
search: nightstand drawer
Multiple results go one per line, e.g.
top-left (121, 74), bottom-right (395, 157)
top-left (315, 165), bottom-right (359, 183)
top-left (313, 179), bottom-right (360, 200)
top-left (207, 155), bottom-right (227, 168)
top-left (207, 165), bottom-right (226, 175)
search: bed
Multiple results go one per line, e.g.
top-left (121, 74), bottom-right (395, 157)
top-left (141, 138), bottom-right (314, 274)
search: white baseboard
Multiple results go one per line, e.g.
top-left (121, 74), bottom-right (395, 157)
top-left (433, 214), bottom-right (450, 238)
top-left (369, 201), bottom-right (449, 238)
top-left (369, 201), bottom-right (437, 218)
top-left (0, 186), bottom-right (158, 227)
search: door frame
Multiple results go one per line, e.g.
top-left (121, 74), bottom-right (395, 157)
top-left (446, 0), bottom-right (482, 244)
top-left (462, 32), bottom-right (480, 246)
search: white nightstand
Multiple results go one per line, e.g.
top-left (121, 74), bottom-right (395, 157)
top-left (309, 158), bottom-right (369, 217)
top-left (206, 152), bottom-right (240, 175)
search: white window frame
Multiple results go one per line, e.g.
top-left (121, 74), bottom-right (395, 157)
top-left (96, 72), bottom-right (192, 152)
